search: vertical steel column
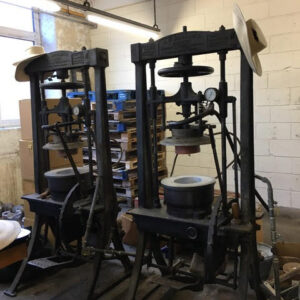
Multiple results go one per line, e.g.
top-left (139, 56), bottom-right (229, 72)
top-left (83, 67), bottom-right (94, 185)
top-left (240, 53), bottom-right (255, 224)
top-left (30, 74), bottom-right (48, 193)
top-left (239, 53), bottom-right (264, 300)
top-left (149, 61), bottom-right (161, 208)
top-left (135, 62), bottom-right (154, 208)
top-left (219, 50), bottom-right (228, 213)
top-left (94, 66), bottom-right (116, 243)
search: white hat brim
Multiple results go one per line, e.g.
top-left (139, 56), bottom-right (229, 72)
top-left (232, 3), bottom-right (262, 76)
top-left (0, 220), bottom-right (21, 250)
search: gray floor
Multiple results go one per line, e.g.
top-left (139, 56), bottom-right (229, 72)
top-left (0, 206), bottom-right (298, 300)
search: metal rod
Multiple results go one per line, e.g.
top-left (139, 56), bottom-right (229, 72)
top-left (53, 0), bottom-right (160, 32)
top-left (41, 120), bottom-right (81, 130)
top-left (166, 105), bottom-right (214, 128)
top-left (153, 0), bottom-right (158, 28)
top-left (86, 246), bottom-right (137, 257)
top-left (209, 126), bottom-right (223, 192)
top-left (218, 50), bottom-right (228, 214)
top-left (232, 99), bottom-right (239, 200)
top-left (168, 237), bottom-right (174, 268)
top-left (55, 124), bottom-right (82, 187)
top-left (83, 176), bottom-right (100, 248)
top-left (254, 175), bottom-right (281, 300)
top-left (170, 154), bottom-right (178, 177)
top-left (213, 111), bottom-right (269, 212)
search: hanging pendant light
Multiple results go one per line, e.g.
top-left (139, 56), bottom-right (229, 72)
top-left (86, 14), bottom-right (159, 39)
top-left (52, 0), bottom-right (161, 39)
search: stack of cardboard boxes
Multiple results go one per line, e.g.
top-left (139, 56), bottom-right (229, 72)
top-left (19, 98), bottom-right (83, 226)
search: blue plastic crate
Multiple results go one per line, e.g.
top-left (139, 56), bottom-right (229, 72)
top-left (106, 90), bottom-right (136, 101)
top-left (67, 91), bottom-right (96, 101)
top-left (109, 121), bottom-right (126, 132)
top-left (112, 170), bottom-right (128, 180)
top-left (68, 89), bottom-right (164, 103)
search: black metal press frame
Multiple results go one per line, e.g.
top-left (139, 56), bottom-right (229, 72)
top-left (127, 28), bottom-right (266, 299)
top-left (4, 48), bottom-right (131, 299)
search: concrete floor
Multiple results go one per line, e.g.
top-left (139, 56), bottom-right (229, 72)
top-left (0, 206), bottom-right (298, 300)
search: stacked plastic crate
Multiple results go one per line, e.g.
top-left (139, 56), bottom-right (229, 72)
top-left (69, 89), bottom-right (167, 207)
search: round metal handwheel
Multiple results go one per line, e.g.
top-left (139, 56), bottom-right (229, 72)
top-left (158, 65), bottom-right (214, 78)
top-left (40, 81), bottom-right (84, 90)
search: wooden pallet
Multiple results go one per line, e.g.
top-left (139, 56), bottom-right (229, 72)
top-left (111, 149), bottom-right (136, 162)
top-left (112, 164), bottom-right (137, 180)
top-left (113, 168), bottom-right (167, 189)
top-left (109, 130), bottom-right (164, 145)
top-left (108, 120), bottom-right (137, 132)
top-left (108, 110), bottom-right (136, 122)
top-left (112, 159), bottom-right (138, 170)
top-left (157, 151), bottom-right (166, 161)
top-left (107, 99), bottom-right (136, 111)
top-left (110, 127), bottom-right (137, 141)
top-left (114, 177), bottom-right (137, 188)
top-left (110, 134), bottom-right (164, 152)
top-left (110, 138), bottom-right (137, 151)
top-left (115, 186), bottom-right (138, 198)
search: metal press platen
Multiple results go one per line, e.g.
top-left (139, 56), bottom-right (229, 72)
top-left (40, 73), bottom-right (87, 157)
top-left (158, 47), bottom-right (214, 154)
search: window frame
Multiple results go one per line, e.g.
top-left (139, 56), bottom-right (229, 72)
top-left (0, 4), bottom-right (41, 127)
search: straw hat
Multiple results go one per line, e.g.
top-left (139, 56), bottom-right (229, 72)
top-left (232, 3), bottom-right (267, 76)
top-left (13, 45), bottom-right (46, 82)
top-left (0, 220), bottom-right (21, 250)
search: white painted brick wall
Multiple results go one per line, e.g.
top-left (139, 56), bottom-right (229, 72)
top-left (89, 0), bottom-right (300, 208)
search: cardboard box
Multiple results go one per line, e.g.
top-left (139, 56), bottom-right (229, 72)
top-left (22, 179), bottom-right (35, 195)
top-left (19, 99), bottom-right (33, 140)
top-left (119, 213), bottom-right (138, 246)
top-left (19, 139), bottom-right (83, 181)
top-left (19, 140), bottom-right (34, 181)
top-left (19, 98), bottom-right (82, 140)
top-left (276, 242), bottom-right (300, 259)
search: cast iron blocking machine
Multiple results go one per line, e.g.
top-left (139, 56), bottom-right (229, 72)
top-left (126, 24), bottom-right (273, 300)
top-left (4, 48), bottom-right (131, 299)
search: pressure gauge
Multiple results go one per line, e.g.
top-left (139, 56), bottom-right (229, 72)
top-left (72, 104), bottom-right (84, 116)
top-left (204, 88), bottom-right (219, 102)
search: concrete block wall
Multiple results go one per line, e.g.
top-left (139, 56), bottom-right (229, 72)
top-left (90, 0), bottom-right (300, 208)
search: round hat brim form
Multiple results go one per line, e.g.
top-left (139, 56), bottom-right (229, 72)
top-left (0, 220), bottom-right (21, 250)
top-left (232, 3), bottom-right (262, 76)
top-left (14, 54), bottom-right (46, 82)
